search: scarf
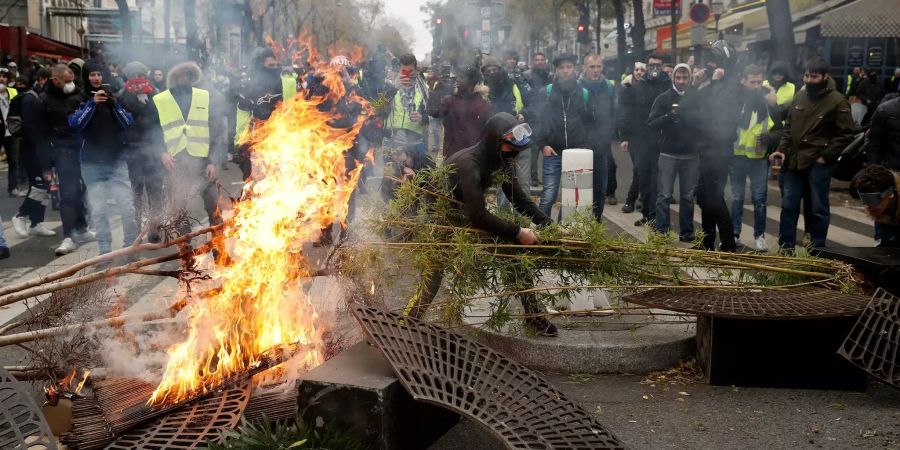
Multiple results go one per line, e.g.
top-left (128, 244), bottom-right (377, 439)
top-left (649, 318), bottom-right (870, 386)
top-left (125, 78), bottom-right (153, 95)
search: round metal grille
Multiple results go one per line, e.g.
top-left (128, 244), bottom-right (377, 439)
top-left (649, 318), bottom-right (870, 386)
top-left (0, 367), bottom-right (58, 450)
top-left (623, 287), bottom-right (870, 320)
top-left (105, 382), bottom-right (250, 449)
top-left (838, 288), bottom-right (900, 388)
top-left (350, 303), bottom-right (628, 450)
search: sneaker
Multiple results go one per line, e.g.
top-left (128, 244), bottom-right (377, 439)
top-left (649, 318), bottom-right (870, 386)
top-left (754, 235), bottom-right (768, 252)
top-left (11, 214), bottom-right (29, 238)
top-left (72, 229), bottom-right (96, 244)
top-left (621, 203), bottom-right (635, 213)
top-left (55, 238), bottom-right (78, 255)
top-left (29, 223), bottom-right (57, 237)
top-left (636, 202), bottom-right (643, 212)
top-left (634, 217), bottom-right (651, 227)
top-left (9, 188), bottom-right (25, 198)
top-left (0, 246), bottom-right (9, 260)
top-left (606, 195), bottom-right (618, 206)
top-left (802, 232), bottom-right (812, 247)
top-left (523, 317), bottom-right (559, 337)
top-left (678, 236), bottom-right (696, 243)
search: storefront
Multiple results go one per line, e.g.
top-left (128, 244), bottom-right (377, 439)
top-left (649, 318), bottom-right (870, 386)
top-left (821, 0), bottom-right (900, 83)
top-left (0, 25), bottom-right (84, 63)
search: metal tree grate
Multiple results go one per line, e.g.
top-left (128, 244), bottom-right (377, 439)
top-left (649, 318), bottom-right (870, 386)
top-left (350, 304), bottom-right (627, 450)
top-left (838, 288), bottom-right (900, 388)
top-left (0, 367), bottom-right (58, 450)
top-left (623, 287), bottom-right (870, 320)
top-left (105, 382), bottom-right (250, 449)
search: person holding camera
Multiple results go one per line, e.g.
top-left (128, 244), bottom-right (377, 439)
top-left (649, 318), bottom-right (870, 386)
top-left (68, 62), bottom-right (137, 257)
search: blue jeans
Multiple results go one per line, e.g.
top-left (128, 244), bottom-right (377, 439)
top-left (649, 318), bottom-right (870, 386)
top-left (654, 154), bottom-right (698, 239)
top-left (591, 147), bottom-right (609, 221)
top-left (729, 156), bottom-right (768, 240)
top-left (498, 148), bottom-right (532, 209)
top-left (539, 154), bottom-right (562, 218)
top-left (778, 163), bottom-right (833, 248)
top-left (82, 158), bottom-right (138, 254)
top-left (0, 212), bottom-right (7, 248)
top-left (875, 222), bottom-right (900, 247)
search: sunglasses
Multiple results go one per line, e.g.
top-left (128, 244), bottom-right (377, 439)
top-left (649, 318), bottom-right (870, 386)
top-left (858, 188), bottom-right (895, 206)
top-left (501, 123), bottom-right (533, 147)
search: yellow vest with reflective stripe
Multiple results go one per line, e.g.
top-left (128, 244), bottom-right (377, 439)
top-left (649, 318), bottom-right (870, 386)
top-left (734, 110), bottom-right (774, 159)
top-left (234, 76), bottom-right (297, 145)
top-left (512, 84), bottom-right (524, 114)
top-left (763, 80), bottom-right (795, 106)
top-left (154, 88), bottom-right (210, 158)
top-left (385, 88), bottom-right (425, 135)
top-left (6, 87), bottom-right (17, 99)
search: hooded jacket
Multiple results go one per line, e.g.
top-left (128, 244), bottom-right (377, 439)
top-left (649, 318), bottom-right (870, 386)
top-left (647, 64), bottom-right (694, 157)
top-left (777, 77), bottom-right (856, 170)
top-left (445, 113), bottom-right (551, 239)
top-left (865, 96), bottom-right (900, 171)
top-left (482, 63), bottom-right (524, 116)
top-left (617, 72), bottom-right (671, 146)
top-left (68, 69), bottom-right (134, 164)
top-left (34, 80), bottom-right (83, 152)
top-left (426, 84), bottom-right (491, 157)
top-left (683, 71), bottom-right (744, 157)
top-left (68, 58), bottom-right (85, 90)
top-left (154, 62), bottom-right (227, 164)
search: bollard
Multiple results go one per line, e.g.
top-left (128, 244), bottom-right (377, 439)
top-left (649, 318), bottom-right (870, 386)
top-left (560, 149), bottom-right (593, 222)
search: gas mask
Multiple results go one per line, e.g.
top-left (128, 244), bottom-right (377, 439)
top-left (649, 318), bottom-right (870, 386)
top-left (646, 64), bottom-right (662, 81)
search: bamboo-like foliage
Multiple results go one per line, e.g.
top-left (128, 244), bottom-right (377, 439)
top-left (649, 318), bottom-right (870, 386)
top-left (340, 165), bottom-right (863, 328)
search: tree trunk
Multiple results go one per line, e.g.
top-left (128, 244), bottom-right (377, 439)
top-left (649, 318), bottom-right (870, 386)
top-left (115, 0), bottom-right (132, 51)
top-left (613, 0), bottom-right (627, 77)
top-left (766, 0), bottom-right (796, 79)
top-left (184, 0), bottom-right (200, 61)
top-left (630, 0), bottom-right (646, 63)
top-left (594, 0), bottom-right (602, 53)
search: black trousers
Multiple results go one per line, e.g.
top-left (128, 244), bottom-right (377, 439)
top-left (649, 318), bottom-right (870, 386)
top-left (17, 144), bottom-right (49, 226)
top-left (625, 151), bottom-right (640, 206)
top-left (126, 146), bottom-right (165, 230)
top-left (697, 155), bottom-right (736, 251)
top-left (634, 145), bottom-right (659, 221)
top-left (53, 146), bottom-right (89, 237)
top-left (607, 150), bottom-right (617, 198)
top-left (3, 136), bottom-right (19, 193)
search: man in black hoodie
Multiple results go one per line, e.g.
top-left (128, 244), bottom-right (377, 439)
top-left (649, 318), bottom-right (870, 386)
top-left (618, 53), bottom-right (670, 226)
top-left (408, 113), bottom-right (558, 337)
top-left (684, 40), bottom-right (742, 252)
top-left (68, 61), bottom-right (136, 257)
top-left (33, 64), bottom-right (95, 254)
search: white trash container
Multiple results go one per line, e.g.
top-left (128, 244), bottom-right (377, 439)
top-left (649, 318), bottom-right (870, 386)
top-left (560, 148), bottom-right (594, 222)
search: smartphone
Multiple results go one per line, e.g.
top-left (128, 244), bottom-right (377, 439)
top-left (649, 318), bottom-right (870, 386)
top-left (99, 83), bottom-right (112, 93)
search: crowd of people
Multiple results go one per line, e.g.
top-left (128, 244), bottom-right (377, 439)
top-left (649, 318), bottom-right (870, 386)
top-left (1, 38), bottom-right (900, 267)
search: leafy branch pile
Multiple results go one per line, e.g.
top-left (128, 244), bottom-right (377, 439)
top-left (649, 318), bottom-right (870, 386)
top-left (340, 165), bottom-right (862, 328)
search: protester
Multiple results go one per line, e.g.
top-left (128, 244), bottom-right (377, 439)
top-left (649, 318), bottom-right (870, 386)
top-left (865, 94), bottom-right (900, 171)
top-left (68, 58), bottom-right (86, 91)
top-left (846, 66), bottom-right (862, 97)
top-left (531, 53), bottom-right (596, 219)
top-left (857, 69), bottom-right (884, 125)
top-left (854, 164), bottom-right (900, 247)
top-left (119, 61), bottom-right (164, 243)
top-left (411, 113), bottom-right (558, 337)
top-left (618, 54), bottom-right (669, 226)
top-left (425, 65), bottom-right (490, 157)
top-left (729, 64), bottom-right (774, 251)
top-left (649, 63), bottom-right (697, 242)
top-left (618, 61), bottom-right (647, 213)
top-left (885, 68), bottom-right (900, 95)
top-left (150, 67), bottom-right (167, 92)
top-left (382, 53), bottom-right (429, 159)
top-left (769, 57), bottom-right (856, 250)
top-left (580, 53), bottom-right (616, 220)
top-left (524, 52), bottom-right (552, 187)
top-left (68, 62), bottom-right (137, 256)
top-left (1, 77), bottom-right (22, 197)
top-left (34, 64), bottom-right (94, 255)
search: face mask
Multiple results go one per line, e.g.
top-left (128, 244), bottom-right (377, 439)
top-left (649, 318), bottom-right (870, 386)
top-left (63, 82), bottom-right (76, 94)
top-left (806, 79), bottom-right (827, 96)
top-left (0, 83), bottom-right (5, 90)
top-left (647, 67), bottom-right (661, 81)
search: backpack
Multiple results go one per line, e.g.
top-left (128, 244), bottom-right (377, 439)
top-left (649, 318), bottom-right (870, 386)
top-left (5, 90), bottom-right (37, 138)
top-left (546, 84), bottom-right (590, 103)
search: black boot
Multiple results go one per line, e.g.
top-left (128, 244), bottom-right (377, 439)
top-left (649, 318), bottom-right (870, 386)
top-left (524, 317), bottom-right (559, 337)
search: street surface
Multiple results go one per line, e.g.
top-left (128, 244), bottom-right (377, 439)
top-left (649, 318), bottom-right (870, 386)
top-left (0, 146), bottom-right (895, 450)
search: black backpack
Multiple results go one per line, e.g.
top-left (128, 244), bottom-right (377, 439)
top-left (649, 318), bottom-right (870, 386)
top-left (5, 90), bottom-right (37, 137)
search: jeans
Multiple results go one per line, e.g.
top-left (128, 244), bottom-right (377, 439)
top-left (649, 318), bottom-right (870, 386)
top-left (729, 156), bottom-right (768, 240)
top-left (654, 154), bottom-right (698, 240)
top-left (592, 147), bottom-right (609, 221)
top-left (529, 143), bottom-right (541, 184)
top-left (3, 136), bottom-right (19, 193)
top-left (779, 163), bottom-right (833, 248)
top-left (82, 158), bottom-right (138, 254)
top-left (697, 155), bottom-right (736, 251)
top-left (539, 154), bottom-right (562, 218)
top-left (635, 146), bottom-right (659, 221)
top-left (0, 212), bottom-right (7, 248)
top-left (126, 145), bottom-right (165, 231)
top-left (498, 148), bottom-right (532, 210)
top-left (53, 145), bottom-right (89, 238)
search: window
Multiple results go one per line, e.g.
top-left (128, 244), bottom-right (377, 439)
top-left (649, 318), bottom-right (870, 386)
top-left (830, 39), bottom-right (847, 68)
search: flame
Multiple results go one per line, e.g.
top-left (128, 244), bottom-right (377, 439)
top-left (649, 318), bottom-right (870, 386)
top-left (148, 38), bottom-right (367, 407)
top-left (75, 370), bottom-right (91, 394)
top-left (45, 368), bottom-right (90, 397)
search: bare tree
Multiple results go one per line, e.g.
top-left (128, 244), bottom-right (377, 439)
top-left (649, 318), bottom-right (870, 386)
top-left (613, 0), bottom-right (627, 77)
top-left (630, 0), bottom-right (646, 64)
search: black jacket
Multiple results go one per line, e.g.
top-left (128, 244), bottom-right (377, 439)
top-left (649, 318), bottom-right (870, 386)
top-left (684, 76), bottom-right (744, 157)
top-left (119, 88), bottom-right (160, 147)
top-left (865, 96), bottom-right (900, 170)
top-left (647, 88), bottom-right (694, 156)
top-left (485, 69), bottom-right (523, 116)
top-left (68, 91), bottom-right (134, 164)
top-left (580, 78), bottom-right (616, 146)
top-left (34, 82), bottom-right (83, 153)
top-left (617, 74), bottom-right (670, 146)
top-left (528, 81), bottom-right (596, 152)
top-left (524, 68), bottom-right (552, 91)
top-left (445, 113), bottom-right (551, 240)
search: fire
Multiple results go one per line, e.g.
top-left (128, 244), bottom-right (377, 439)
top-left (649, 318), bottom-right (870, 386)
top-left (148, 40), bottom-right (367, 406)
top-left (45, 368), bottom-right (91, 399)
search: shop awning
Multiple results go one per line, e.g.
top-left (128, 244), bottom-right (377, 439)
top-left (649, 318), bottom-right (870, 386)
top-left (821, 0), bottom-right (900, 37)
top-left (26, 32), bottom-right (83, 60)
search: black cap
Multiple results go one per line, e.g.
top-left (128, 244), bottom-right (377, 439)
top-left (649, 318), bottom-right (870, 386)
top-left (552, 53), bottom-right (578, 68)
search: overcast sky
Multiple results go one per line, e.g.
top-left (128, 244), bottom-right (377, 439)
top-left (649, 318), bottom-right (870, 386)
top-left (383, 0), bottom-right (432, 60)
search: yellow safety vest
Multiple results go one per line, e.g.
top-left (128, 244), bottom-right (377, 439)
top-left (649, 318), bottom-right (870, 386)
top-left (763, 80), bottom-right (795, 106)
top-left (6, 87), bottom-right (17, 99)
top-left (385, 88), bottom-right (425, 135)
top-left (154, 88), bottom-right (211, 158)
top-left (234, 76), bottom-right (297, 145)
top-left (734, 110), bottom-right (774, 159)
top-left (845, 75), bottom-right (854, 95)
top-left (512, 84), bottom-right (524, 114)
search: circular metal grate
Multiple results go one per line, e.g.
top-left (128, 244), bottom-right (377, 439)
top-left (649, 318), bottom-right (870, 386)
top-left (0, 367), bottom-right (58, 450)
top-left (105, 382), bottom-right (250, 449)
top-left (351, 303), bottom-right (628, 450)
top-left (838, 288), bottom-right (900, 388)
top-left (623, 287), bottom-right (870, 320)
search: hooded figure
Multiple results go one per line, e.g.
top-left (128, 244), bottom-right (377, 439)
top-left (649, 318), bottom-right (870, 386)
top-left (481, 56), bottom-right (524, 116)
top-left (68, 58), bottom-right (85, 90)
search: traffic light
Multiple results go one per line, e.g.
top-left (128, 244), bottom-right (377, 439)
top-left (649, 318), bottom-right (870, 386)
top-left (577, 14), bottom-right (590, 44)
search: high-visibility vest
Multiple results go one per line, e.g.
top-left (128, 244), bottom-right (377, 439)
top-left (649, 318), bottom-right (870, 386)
top-left (235, 75), bottom-right (297, 144)
top-left (763, 80), bottom-right (795, 106)
top-left (845, 75), bottom-right (854, 95)
top-left (385, 87), bottom-right (425, 135)
top-left (154, 88), bottom-right (210, 158)
top-left (734, 110), bottom-right (774, 159)
top-left (6, 87), bottom-right (17, 99)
